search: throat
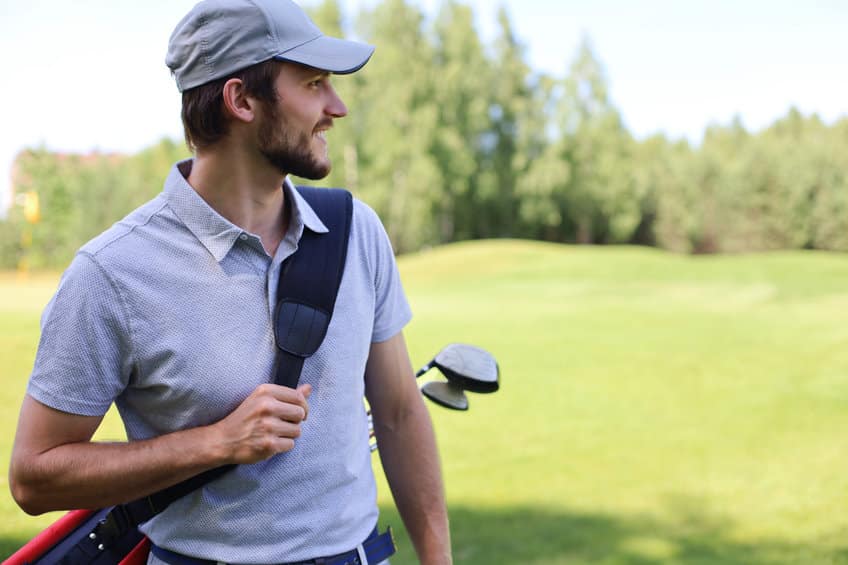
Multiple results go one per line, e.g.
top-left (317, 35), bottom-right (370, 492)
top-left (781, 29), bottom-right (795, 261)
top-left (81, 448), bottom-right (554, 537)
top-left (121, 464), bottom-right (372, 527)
top-left (256, 200), bottom-right (291, 257)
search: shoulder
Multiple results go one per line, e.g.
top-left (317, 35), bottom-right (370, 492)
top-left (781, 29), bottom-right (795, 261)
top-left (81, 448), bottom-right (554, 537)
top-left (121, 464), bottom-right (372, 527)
top-left (79, 194), bottom-right (170, 261)
top-left (351, 197), bottom-right (389, 241)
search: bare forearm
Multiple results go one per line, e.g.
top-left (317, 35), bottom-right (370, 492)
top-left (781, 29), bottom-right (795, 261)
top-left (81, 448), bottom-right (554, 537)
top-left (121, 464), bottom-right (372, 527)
top-left (375, 401), bottom-right (451, 565)
top-left (11, 424), bottom-right (225, 515)
top-left (11, 384), bottom-right (310, 516)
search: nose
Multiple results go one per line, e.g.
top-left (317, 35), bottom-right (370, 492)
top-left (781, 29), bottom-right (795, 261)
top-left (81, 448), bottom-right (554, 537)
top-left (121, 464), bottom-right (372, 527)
top-left (325, 84), bottom-right (348, 119)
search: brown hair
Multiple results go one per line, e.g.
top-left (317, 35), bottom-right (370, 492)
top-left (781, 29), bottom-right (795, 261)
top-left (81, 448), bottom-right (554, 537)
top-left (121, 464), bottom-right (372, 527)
top-left (180, 59), bottom-right (282, 151)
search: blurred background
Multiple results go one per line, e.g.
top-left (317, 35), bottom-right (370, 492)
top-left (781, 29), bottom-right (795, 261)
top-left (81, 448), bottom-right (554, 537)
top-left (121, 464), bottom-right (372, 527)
top-left (1, 1), bottom-right (847, 563)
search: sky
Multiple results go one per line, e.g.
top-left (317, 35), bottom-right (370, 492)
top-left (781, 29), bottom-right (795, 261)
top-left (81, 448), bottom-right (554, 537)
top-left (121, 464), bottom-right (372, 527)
top-left (0, 0), bottom-right (845, 213)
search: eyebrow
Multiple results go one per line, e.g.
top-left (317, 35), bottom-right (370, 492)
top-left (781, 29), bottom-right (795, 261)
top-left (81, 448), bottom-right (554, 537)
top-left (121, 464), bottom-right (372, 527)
top-left (282, 60), bottom-right (330, 80)
top-left (295, 64), bottom-right (330, 80)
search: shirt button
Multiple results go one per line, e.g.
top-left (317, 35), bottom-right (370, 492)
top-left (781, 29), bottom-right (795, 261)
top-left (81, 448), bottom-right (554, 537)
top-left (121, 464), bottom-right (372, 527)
top-left (239, 234), bottom-right (248, 241)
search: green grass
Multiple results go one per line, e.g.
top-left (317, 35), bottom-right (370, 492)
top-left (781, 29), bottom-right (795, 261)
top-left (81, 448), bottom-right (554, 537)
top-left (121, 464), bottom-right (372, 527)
top-left (3, 242), bottom-right (848, 563)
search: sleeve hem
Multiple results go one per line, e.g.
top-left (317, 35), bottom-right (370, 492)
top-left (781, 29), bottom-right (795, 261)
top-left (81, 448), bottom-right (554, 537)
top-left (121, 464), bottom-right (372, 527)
top-left (371, 309), bottom-right (412, 344)
top-left (27, 381), bottom-right (112, 417)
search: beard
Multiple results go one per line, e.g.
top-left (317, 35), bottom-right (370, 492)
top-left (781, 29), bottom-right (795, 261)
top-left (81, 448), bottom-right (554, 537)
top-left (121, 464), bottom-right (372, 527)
top-left (257, 102), bottom-right (332, 180)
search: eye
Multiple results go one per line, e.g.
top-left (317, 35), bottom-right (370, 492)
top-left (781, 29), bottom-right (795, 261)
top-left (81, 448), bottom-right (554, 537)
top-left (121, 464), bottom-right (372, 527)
top-left (308, 75), bottom-right (330, 89)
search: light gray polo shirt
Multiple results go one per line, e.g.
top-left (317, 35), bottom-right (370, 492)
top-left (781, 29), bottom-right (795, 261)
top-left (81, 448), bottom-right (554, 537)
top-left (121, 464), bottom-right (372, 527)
top-left (27, 160), bottom-right (412, 563)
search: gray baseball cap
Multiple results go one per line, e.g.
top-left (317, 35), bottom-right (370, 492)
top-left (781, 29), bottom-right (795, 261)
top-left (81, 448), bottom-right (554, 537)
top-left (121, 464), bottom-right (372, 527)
top-left (166, 0), bottom-right (375, 92)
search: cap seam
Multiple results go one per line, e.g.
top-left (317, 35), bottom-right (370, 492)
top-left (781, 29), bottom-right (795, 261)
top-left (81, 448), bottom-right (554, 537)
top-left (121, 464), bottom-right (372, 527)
top-left (276, 33), bottom-right (325, 57)
top-left (198, 13), bottom-right (213, 82)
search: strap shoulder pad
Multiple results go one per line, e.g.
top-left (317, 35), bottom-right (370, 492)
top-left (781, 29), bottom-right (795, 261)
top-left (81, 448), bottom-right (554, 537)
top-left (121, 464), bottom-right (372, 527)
top-left (273, 186), bottom-right (353, 388)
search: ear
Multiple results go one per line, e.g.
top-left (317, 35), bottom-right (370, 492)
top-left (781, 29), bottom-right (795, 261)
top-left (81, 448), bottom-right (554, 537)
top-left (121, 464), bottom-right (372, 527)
top-left (221, 78), bottom-right (256, 124)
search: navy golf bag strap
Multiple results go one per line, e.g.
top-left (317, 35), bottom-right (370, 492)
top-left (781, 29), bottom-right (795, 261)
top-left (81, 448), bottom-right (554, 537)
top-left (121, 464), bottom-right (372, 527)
top-left (53, 187), bottom-right (353, 564)
top-left (273, 186), bottom-right (353, 389)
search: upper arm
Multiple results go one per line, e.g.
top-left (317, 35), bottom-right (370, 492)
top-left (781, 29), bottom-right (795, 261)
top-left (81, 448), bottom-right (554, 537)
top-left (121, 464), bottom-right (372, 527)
top-left (364, 332), bottom-right (420, 424)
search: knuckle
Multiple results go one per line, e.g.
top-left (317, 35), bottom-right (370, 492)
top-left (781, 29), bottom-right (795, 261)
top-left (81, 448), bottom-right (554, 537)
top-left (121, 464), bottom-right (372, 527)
top-left (257, 398), bottom-right (277, 417)
top-left (253, 439), bottom-right (272, 457)
top-left (285, 406), bottom-right (305, 423)
top-left (256, 417), bottom-right (272, 435)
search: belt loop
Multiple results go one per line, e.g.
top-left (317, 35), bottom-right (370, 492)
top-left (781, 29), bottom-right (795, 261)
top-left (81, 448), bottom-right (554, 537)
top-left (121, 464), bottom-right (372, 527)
top-left (355, 542), bottom-right (369, 565)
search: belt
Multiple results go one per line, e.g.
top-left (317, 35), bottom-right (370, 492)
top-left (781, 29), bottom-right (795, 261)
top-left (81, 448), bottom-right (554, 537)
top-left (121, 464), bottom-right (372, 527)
top-left (150, 526), bottom-right (396, 565)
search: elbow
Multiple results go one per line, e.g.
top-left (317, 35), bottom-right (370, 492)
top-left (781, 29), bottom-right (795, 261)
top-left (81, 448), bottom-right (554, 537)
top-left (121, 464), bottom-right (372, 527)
top-left (12, 492), bottom-right (44, 517)
top-left (10, 485), bottom-right (42, 516)
top-left (373, 394), bottom-right (429, 438)
top-left (9, 464), bottom-right (50, 516)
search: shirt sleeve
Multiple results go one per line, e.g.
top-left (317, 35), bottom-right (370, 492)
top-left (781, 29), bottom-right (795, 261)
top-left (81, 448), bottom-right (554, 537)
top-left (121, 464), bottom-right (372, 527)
top-left (27, 251), bottom-right (134, 416)
top-left (353, 200), bottom-right (412, 343)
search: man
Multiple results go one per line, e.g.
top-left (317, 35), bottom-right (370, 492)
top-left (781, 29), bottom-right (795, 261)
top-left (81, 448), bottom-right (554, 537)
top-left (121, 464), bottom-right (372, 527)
top-left (8, 1), bottom-right (451, 563)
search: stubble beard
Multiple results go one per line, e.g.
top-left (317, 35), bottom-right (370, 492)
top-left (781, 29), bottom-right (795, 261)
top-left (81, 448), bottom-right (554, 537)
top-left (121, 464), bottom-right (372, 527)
top-left (257, 102), bottom-right (332, 180)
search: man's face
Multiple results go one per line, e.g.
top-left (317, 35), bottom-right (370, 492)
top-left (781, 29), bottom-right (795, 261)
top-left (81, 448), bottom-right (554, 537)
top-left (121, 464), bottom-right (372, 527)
top-left (256, 63), bottom-right (348, 180)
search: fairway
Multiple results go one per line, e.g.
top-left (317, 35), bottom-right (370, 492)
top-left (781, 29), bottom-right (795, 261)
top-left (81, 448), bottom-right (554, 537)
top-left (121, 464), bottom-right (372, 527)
top-left (2, 242), bottom-right (848, 563)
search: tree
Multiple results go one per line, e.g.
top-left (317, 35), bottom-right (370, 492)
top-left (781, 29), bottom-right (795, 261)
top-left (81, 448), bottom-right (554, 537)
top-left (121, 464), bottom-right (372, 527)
top-left (562, 37), bottom-right (640, 244)
top-left (486, 6), bottom-right (537, 238)
top-left (636, 135), bottom-right (699, 253)
top-left (352, 0), bottom-right (442, 252)
top-left (809, 116), bottom-right (848, 251)
top-left (427, 1), bottom-right (494, 243)
top-left (517, 36), bottom-right (638, 244)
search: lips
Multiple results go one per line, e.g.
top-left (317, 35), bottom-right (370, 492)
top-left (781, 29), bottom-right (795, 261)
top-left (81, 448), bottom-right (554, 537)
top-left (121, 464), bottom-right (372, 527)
top-left (313, 119), bottom-right (333, 143)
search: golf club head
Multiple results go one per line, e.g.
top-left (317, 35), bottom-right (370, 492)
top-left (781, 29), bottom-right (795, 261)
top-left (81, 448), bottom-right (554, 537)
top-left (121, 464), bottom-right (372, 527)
top-left (421, 381), bottom-right (469, 411)
top-left (431, 343), bottom-right (499, 393)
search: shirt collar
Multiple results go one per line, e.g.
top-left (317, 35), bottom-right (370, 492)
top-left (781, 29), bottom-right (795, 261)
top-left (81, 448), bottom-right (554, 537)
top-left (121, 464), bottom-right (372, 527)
top-left (162, 159), bottom-right (328, 263)
top-left (283, 177), bottom-right (328, 235)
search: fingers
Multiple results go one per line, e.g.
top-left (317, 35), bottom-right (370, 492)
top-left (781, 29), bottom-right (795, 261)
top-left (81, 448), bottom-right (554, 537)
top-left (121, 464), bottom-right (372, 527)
top-left (216, 382), bottom-right (321, 464)
top-left (297, 384), bottom-right (312, 420)
top-left (254, 383), bottom-right (312, 421)
top-left (248, 383), bottom-right (314, 437)
top-left (255, 416), bottom-right (303, 442)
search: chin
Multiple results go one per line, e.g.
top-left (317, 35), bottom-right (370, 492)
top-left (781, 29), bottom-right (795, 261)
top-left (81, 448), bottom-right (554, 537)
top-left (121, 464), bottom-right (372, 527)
top-left (293, 161), bottom-right (332, 180)
top-left (261, 149), bottom-right (332, 180)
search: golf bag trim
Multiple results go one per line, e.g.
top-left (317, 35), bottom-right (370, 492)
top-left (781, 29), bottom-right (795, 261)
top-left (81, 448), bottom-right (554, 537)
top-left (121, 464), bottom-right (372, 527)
top-left (7, 186), bottom-right (353, 565)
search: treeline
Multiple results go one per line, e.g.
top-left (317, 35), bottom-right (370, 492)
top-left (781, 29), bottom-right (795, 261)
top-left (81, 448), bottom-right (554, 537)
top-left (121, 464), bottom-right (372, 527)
top-left (2, 0), bottom-right (847, 269)
top-left (1, 140), bottom-right (191, 269)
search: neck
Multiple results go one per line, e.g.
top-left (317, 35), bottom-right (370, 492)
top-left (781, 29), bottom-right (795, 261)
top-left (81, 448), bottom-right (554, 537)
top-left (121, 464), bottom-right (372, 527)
top-left (187, 143), bottom-right (289, 255)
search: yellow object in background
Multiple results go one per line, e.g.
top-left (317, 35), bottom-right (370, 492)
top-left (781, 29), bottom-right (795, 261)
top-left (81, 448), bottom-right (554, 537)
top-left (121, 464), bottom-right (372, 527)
top-left (23, 191), bottom-right (40, 224)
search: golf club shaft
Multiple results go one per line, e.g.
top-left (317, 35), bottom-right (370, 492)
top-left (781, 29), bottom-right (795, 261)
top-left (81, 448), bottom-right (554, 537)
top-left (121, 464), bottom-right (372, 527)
top-left (415, 361), bottom-right (433, 378)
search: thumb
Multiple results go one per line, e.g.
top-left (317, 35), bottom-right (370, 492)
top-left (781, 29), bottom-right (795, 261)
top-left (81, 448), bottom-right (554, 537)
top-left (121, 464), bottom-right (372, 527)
top-left (298, 383), bottom-right (312, 398)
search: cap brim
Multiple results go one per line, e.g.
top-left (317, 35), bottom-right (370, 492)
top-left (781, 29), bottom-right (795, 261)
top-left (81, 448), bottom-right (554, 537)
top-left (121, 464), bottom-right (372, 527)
top-left (275, 36), bottom-right (374, 75)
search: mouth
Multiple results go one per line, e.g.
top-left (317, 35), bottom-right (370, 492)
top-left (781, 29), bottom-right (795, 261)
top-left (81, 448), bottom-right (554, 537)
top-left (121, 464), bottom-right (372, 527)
top-left (313, 122), bottom-right (332, 145)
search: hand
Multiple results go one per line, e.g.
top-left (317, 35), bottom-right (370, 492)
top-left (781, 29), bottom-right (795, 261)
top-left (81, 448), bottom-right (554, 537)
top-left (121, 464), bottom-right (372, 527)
top-left (212, 383), bottom-right (312, 464)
